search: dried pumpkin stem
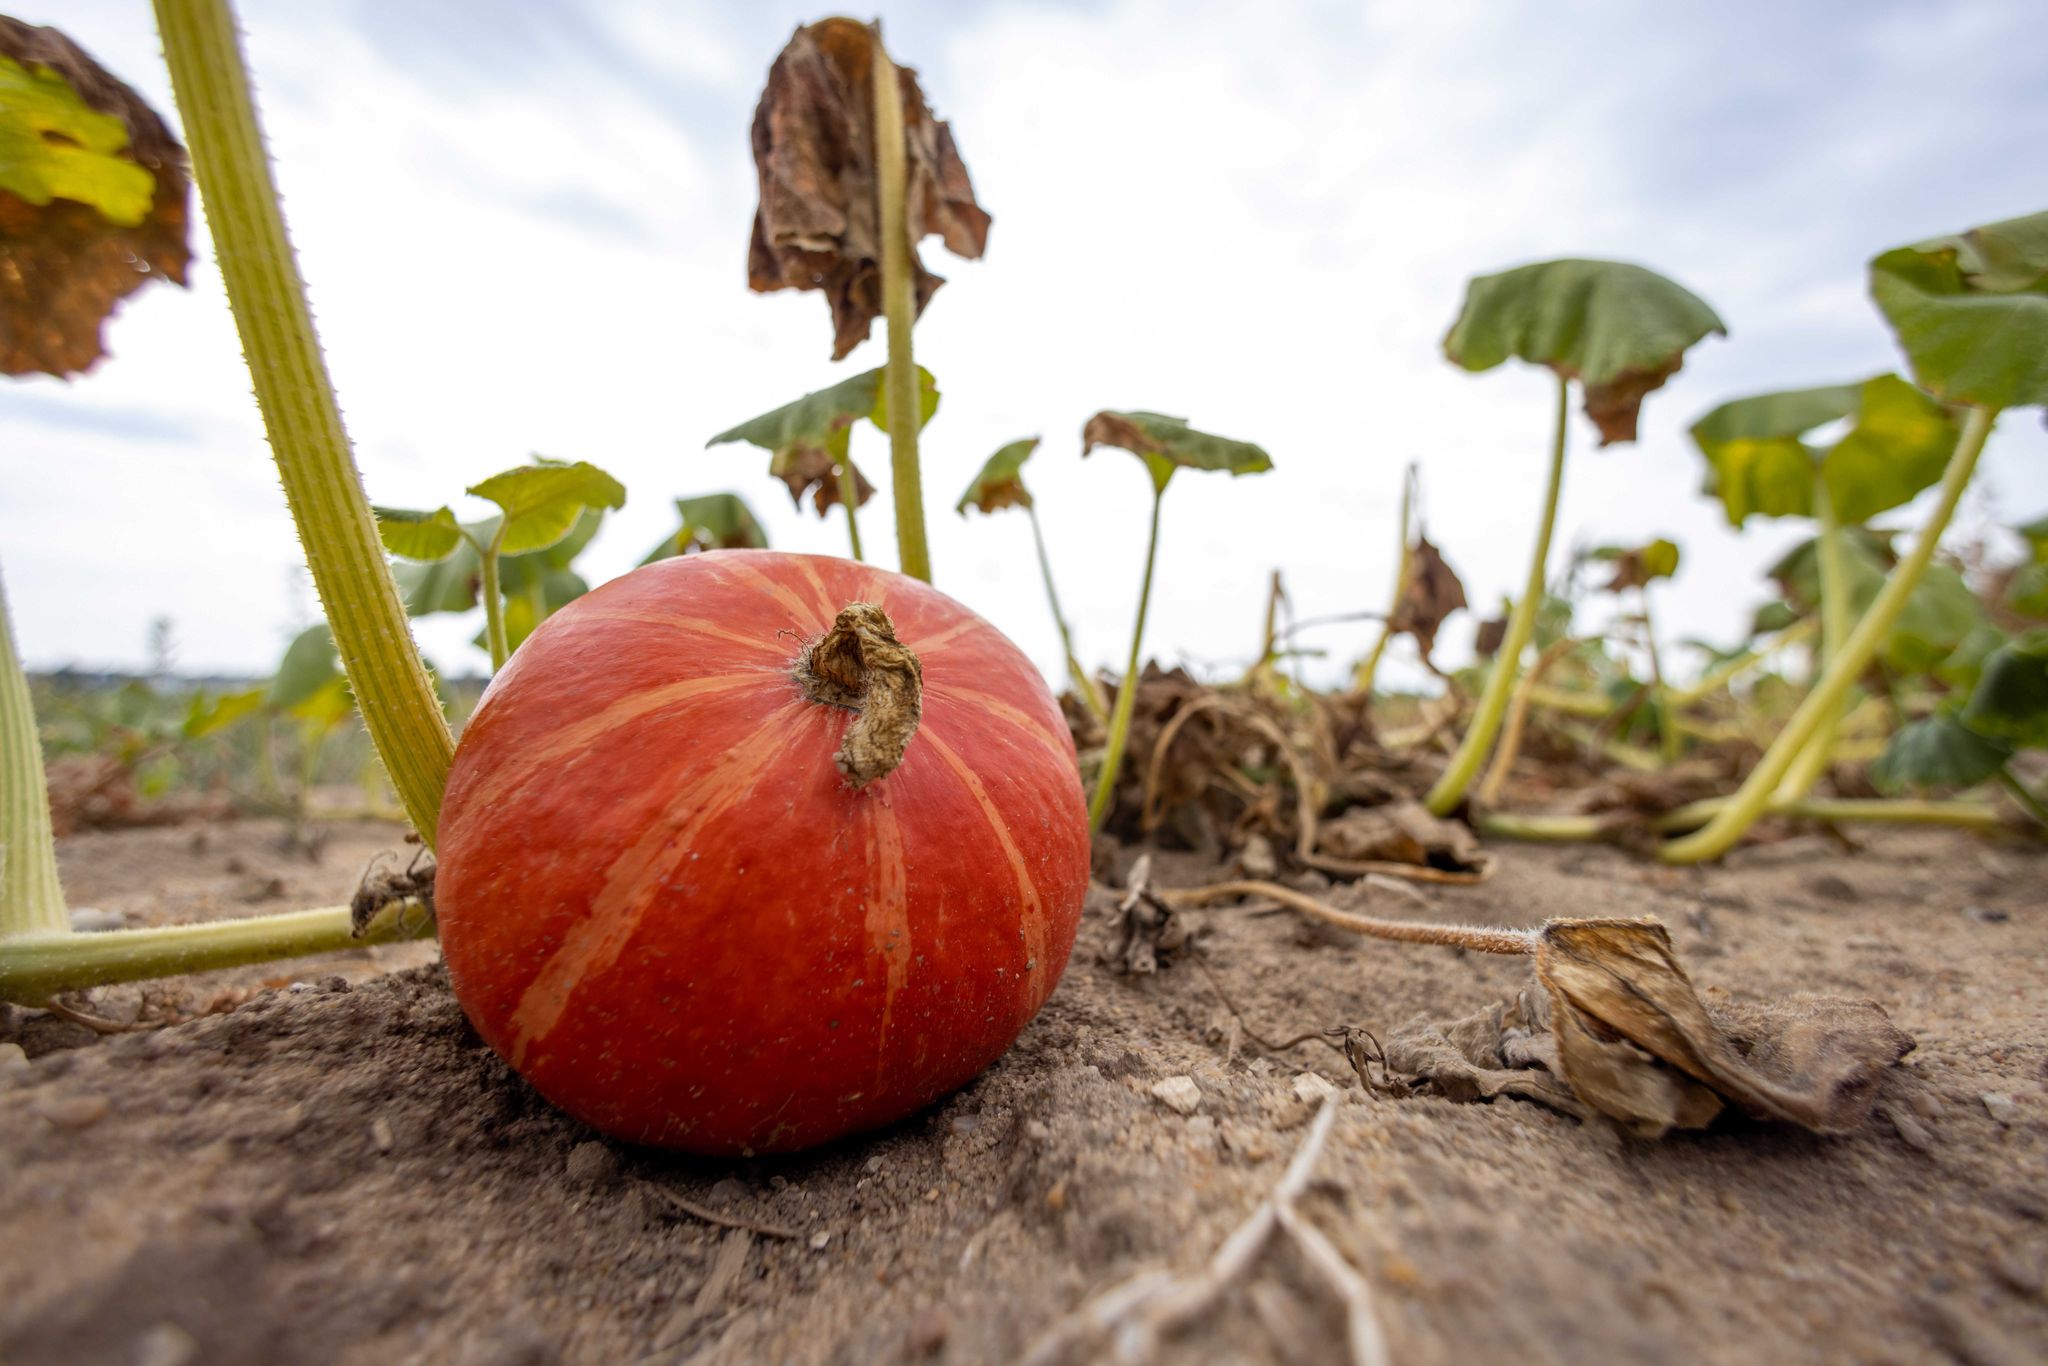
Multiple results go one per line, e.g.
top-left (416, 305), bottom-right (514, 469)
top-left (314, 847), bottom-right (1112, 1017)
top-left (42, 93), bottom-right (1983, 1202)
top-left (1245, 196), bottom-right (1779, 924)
top-left (1663, 405), bottom-right (1997, 863)
top-left (153, 0), bottom-right (454, 842)
top-left (1158, 880), bottom-right (1537, 956)
top-left (1426, 370), bottom-right (1571, 815)
top-left (868, 27), bottom-right (931, 584)
top-left (1088, 485), bottom-right (1165, 832)
top-left (796, 603), bottom-right (923, 789)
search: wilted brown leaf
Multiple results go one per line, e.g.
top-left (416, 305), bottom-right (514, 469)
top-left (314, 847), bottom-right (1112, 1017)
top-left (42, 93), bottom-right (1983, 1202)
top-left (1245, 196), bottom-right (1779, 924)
top-left (1315, 800), bottom-right (1490, 877)
top-left (1387, 534), bottom-right (1467, 661)
top-left (0, 18), bottom-right (191, 378)
top-left (1534, 917), bottom-right (1913, 1137)
top-left (747, 18), bottom-right (989, 360)
top-left (1386, 991), bottom-right (1590, 1119)
top-left (1578, 355), bottom-right (1683, 445)
top-left (770, 442), bottom-right (876, 516)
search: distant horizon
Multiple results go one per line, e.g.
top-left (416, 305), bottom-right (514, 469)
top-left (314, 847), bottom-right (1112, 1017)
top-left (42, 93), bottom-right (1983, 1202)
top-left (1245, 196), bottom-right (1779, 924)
top-left (7, 0), bottom-right (2045, 691)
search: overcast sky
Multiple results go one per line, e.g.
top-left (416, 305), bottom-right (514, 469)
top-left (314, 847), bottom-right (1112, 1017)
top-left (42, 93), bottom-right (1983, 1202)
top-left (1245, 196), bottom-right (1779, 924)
top-left (6, 0), bottom-right (2045, 691)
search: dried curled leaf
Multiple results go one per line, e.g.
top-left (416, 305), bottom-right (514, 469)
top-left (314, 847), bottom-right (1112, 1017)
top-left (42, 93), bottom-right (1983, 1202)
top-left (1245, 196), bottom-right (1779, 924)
top-left (1315, 800), bottom-right (1489, 877)
top-left (747, 19), bottom-right (990, 360)
top-left (957, 436), bottom-right (1039, 516)
top-left (1386, 991), bottom-right (1589, 1119)
top-left (0, 18), bottom-right (191, 377)
top-left (1534, 918), bottom-right (1913, 1137)
top-left (1082, 410), bottom-right (1275, 492)
top-left (1386, 534), bottom-right (1467, 660)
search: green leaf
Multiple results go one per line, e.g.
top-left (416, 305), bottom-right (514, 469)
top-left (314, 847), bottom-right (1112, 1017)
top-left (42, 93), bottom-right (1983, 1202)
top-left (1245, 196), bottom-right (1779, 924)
top-left (1690, 375), bottom-right (1959, 527)
top-left (372, 505), bottom-right (464, 561)
top-left (1750, 600), bottom-right (1802, 636)
top-left (0, 54), bottom-right (154, 225)
top-left (1443, 258), bottom-right (1726, 444)
top-left (182, 685), bottom-right (266, 739)
top-left (268, 626), bottom-right (344, 713)
top-left (869, 365), bottom-right (941, 435)
top-left (1871, 710), bottom-right (2012, 793)
top-left (641, 494), bottom-right (770, 564)
top-left (1869, 210), bottom-right (2048, 411)
top-left (2017, 513), bottom-right (2048, 564)
top-left (466, 458), bottom-right (626, 557)
top-left (1936, 622), bottom-right (2009, 694)
top-left (1081, 412), bottom-right (1273, 493)
top-left (1962, 629), bottom-right (2048, 750)
top-left (708, 368), bottom-right (913, 513)
top-left (957, 437), bottom-right (1040, 516)
top-left (2007, 562), bottom-right (2048, 619)
top-left (395, 507), bottom-right (607, 617)
top-left (1769, 531), bottom-right (1980, 675)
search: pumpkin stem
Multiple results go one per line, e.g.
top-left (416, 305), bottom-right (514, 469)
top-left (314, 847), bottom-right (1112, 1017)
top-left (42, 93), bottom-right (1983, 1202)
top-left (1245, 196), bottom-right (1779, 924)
top-left (796, 603), bottom-right (924, 789)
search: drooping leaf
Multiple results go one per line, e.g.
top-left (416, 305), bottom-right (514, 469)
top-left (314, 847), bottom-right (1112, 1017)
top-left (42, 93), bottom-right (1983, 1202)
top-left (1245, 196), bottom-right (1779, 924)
top-left (1690, 375), bottom-right (1960, 526)
top-left (372, 505), bottom-right (465, 561)
top-left (268, 625), bottom-right (344, 714)
top-left (706, 367), bottom-right (927, 515)
top-left (0, 19), bottom-right (191, 378)
top-left (466, 458), bottom-right (626, 556)
top-left (1081, 411), bottom-right (1274, 493)
top-left (748, 18), bottom-right (990, 360)
top-left (1871, 710), bottom-right (2012, 793)
top-left (1443, 258), bottom-right (1726, 444)
top-left (1869, 210), bottom-right (2048, 411)
top-left (641, 493), bottom-right (770, 564)
top-left (1386, 534), bottom-right (1468, 659)
top-left (1587, 537), bottom-right (1681, 592)
top-left (956, 436), bottom-right (1039, 516)
top-left (181, 685), bottom-right (266, 740)
top-left (1750, 599), bottom-right (1802, 636)
top-left (1961, 629), bottom-right (2048, 750)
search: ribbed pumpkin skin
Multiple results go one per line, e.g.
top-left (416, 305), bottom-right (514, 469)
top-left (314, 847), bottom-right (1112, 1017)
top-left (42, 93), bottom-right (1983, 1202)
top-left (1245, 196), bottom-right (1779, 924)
top-left (436, 550), bottom-right (1089, 1153)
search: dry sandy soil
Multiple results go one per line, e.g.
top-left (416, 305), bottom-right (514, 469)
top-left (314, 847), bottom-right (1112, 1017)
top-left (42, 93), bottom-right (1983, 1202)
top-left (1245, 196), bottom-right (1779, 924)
top-left (2, 816), bottom-right (2044, 1365)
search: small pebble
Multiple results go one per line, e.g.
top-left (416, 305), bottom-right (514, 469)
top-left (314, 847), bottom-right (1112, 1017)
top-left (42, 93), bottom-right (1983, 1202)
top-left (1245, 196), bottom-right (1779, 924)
top-left (1151, 1075), bottom-right (1202, 1115)
top-left (565, 1141), bottom-right (621, 1189)
top-left (1294, 1072), bottom-right (1338, 1105)
top-left (862, 1155), bottom-right (885, 1175)
top-left (1882, 1102), bottom-right (1936, 1154)
top-left (1981, 1092), bottom-right (2019, 1124)
top-left (0, 1041), bottom-right (28, 1073)
top-left (38, 1094), bottom-right (111, 1130)
top-left (809, 1229), bottom-right (832, 1250)
top-left (368, 1117), bottom-right (395, 1153)
top-left (69, 907), bottom-right (125, 933)
top-left (1964, 905), bottom-right (2010, 925)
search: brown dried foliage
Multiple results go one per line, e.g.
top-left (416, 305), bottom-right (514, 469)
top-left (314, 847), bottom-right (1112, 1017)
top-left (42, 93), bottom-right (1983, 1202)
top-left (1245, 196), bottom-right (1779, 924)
top-left (0, 18), bottom-right (191, 378)
top-left (1386, 535), bottom-right (1467, 662)
top-left (747, 19), bottom-right (989, 360)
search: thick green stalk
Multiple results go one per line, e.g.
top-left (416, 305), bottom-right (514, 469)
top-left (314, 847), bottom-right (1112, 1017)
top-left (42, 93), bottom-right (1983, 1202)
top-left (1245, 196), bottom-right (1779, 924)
top-left (1354, 465), bottom-right (1414, 694)
top-left (1662, 406), bottom-right (1998, 863)
top-left (869, 30), bottom-right (930, 583)
top-left (154, 0), bottom-right (454, 843)
top-left (0, 903), bottom-right (434, 1003)
top-left (1028, 503), bottom-right (1104, 721)
top-left (1640, 589), bottom-right (1680, 765)
top-left (838, 463), bottom-right (866, 562)
top-left (479, 535), bottom-right (509, 671)
top-left (1425, 372), bottom-right (1571, 814)
top-left (0, 568), bottom-right (68, 939)
top-left (1088, 487), bottom-right (1165, 833)
top-left (1656, 794), bottom-right (2004, 835)
top-left (1776, 473), bottom-right (1852, 800)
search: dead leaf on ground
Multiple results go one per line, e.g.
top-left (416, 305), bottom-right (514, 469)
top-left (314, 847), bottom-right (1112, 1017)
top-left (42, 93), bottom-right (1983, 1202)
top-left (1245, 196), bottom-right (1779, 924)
top-left (0, 18), bottom-right (192, 377)
top-left (1315, 800), bottom-right (1490, 876)
top-left (747, 18), bottom-right (990, 360)
top-left (1387, 534), bottom-right (1468, 663)
top-left (1099, 854), bottom-right (1200, 974)
top-left (1386, 990), bottom-right (1589, 1119)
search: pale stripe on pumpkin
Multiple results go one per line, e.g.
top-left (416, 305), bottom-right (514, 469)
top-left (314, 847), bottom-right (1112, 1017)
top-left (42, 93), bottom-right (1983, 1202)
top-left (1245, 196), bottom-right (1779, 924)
top-left (923, 732), bottom-right (1052, 1004)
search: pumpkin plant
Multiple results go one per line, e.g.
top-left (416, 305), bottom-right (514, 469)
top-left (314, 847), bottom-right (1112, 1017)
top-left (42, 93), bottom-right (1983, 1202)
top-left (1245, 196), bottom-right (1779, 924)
top-left (1583, 537), bottom-right (1683, 761)
top-left (745, 18), bottom-right (989, 583)
top-left (1664, 209), bottom-right (2047, 862)
top-left (956, 437), bottom-right (1107, 721)
top-left (708, 364), bottom-right (938, 564)
top-left (642, 492), bottom-right (770, 564)
top-left (373, 458), bottom-right (627, 670)
top-left (1079, 411), bottom-right (1275, 833)
top-left (1423, 258), bottom-right (1726, 815)
top-left (1871, 628), bottom-right (2048, 827)
top-left (434, 550), bottom-right (1090, 1152)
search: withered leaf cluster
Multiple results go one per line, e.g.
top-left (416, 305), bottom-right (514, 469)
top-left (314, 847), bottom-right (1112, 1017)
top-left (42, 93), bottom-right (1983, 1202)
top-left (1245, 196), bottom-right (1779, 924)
top-left (1391, 916), bottom-right (1913, 1138)
top-left (0, 19), bottom-right (190, 378)
top-left (747, 19), bottom-right (990, 360)
top-left (1316, 801), bottom-right (1489, 877)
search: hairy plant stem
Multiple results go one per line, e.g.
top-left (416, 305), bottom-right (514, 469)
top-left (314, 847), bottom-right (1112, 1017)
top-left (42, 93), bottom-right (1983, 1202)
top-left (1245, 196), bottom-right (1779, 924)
top-left (1426, 372), bottom-right (1571, 814)
top-left (154, 0), bottom-right (454, 842)
top-left (478, 527), bottom-right (509, 671)
top-left (1354, 464), bottom-right (1414, 694)
top-left (868, 28), bottom-right (930, 583)
top-left (0, 903), bottom-right (435, 1003)
top-left (1028, 503), bottom-right (1104, 721)
top-left (838, 463), bottom-right (866, 562)
top-left (0, 568), bottom-right (67, 939)
top-left (1996, 768), bottom-right (2048, 829)
top-left (1158, 880), bottom-right (1536, 956)
top-left (1662, 406), bottom-right (1997, 862)
top-left (1776, 473), bottom-right (1852, 801)
top-left (1088, 486), bottom-right (1164, 833)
